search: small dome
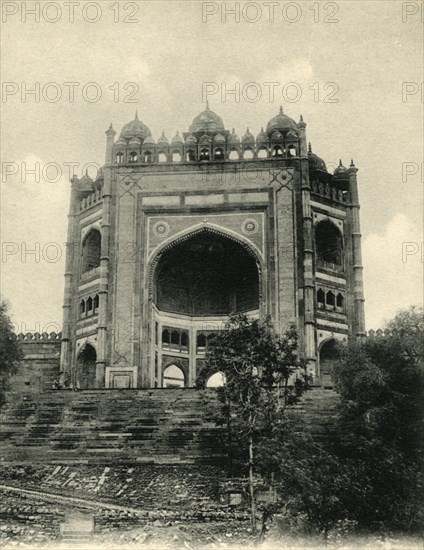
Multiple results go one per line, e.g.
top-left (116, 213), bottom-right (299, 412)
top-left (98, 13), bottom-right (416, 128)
top-left (308, 144), bottom-right (327, 172)
top-left (266, 106), bottom-right (297, 135)
top-left (120, 111), bottom-right (151, 140)
top-left (128, 137), bottom-right (141, 146)
top-left (334, 159), bottom-right (347, 175)
top-left (115, 136), bottom-right (127, 147)
top-left (242, 127), bottom-right (255, 144)
top-left (142, 135), bottom-right (156, 146)
top-left (185, 134), bottom-right (197, 143)
top-left (189, 102), bottom-right (225, 134)
top-left (286, 129), bottom-right (298, 140)
top-left (256, 127), bottom-right (268, 144)
top-left (157, 131), bottom-right (169, 145)
top-left (171, 131), bottom-right (184, 144)
top-left (228, 128), bottom-right (240, 144)
top-left (214, 133), bottom-right (226, 143)
top-left (271, 130), bottom-right (284, 142)
top-left (199, 134), bottom-right (212, 143)
top-left (79, 171), bottom-right (94, 191)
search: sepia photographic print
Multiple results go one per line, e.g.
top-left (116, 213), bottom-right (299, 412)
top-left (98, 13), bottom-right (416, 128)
top-left (0, 1), bottom-right (423, 549)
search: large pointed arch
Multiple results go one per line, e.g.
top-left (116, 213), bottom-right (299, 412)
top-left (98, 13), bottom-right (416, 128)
top-left (148, 224), bottom-right (264, 304)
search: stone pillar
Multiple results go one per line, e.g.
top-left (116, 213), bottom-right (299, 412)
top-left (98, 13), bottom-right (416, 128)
top-left (348, 161), bottom-right (366, 337)
top-left (60, 175), bottom-right (79, 386)
top-left (298, 117), bottom-right (317, 380)
top-left (96, 126), bottom-right (115, 387)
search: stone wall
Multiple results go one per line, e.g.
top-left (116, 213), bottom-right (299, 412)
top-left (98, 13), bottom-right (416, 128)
top-left (9, 333), bottom-right (61, 394)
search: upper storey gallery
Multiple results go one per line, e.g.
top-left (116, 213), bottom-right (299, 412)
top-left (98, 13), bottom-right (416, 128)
top-left (109, 104), bottom-right (309, 164)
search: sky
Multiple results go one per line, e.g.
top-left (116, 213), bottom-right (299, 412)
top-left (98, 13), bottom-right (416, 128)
top-left (1, 0), bottom-right (423, 333)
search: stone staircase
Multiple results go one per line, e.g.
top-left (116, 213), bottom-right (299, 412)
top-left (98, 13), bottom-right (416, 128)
top-left (0, 387), bottom-right (340, 464)
top-left (0, 389), bottom-right (223, 464)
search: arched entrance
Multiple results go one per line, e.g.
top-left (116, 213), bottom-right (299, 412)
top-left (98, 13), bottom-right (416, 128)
top-left (77, 344), bottom-right (97, 389)
top-left (163, 364), bottom-right (185, 388)
top-left (319, 339), bottom-right (340, 387)
top-left (151, 229), bottom-right (261, 387)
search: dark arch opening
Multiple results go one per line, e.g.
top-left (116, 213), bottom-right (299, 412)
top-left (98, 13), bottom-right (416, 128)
top-left (319, 339), bottom-right (340, 387)
top-left (81, 229), bottom-right (101, 274)
top-left (154, 232), bottom-right (259, 316)
top-left (315, 220), bottom-right (343, 268)
top-left (199, 148), bottom-right (210, 161)
top-left (77, 344), bottom-right (97, 389)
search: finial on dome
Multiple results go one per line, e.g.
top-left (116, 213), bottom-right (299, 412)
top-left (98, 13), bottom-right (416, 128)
top-left (350, 158), bottom-right (355, 167)
top-left (247, 127), bottom-right (249, 132)
top-left (232, 127), bottom-right (235, 133)
top-left (300, 114), bottom-right (304, 122)
top-left (279, 106), bottom-right (284, 114)
top-left (308, 142), bottom-right (312, 153)
top-left (135, 110), bottom-right (139, 121)
top-left (205, 100), bottom-right (210, 110)
top-left (109, 123), bottom-right (113, 130)
top-left (339, 159), bottom-right (343, 165)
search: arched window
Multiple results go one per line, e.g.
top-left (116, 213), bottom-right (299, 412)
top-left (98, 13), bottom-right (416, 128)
top-left (163, 364), bottom-right (185, 388)
top-left (336, 293), bottom-right (344, 310)
top-left (206, 372), bottom-right (226, 388)
top-left (257, 147), bottom-right (268, 159)
top-left (214, 148), bottom-right (224, 160)
top-left (186, 150), bottom-right (196, 162)
top-left (158, 152), bottom-right (167, 163)
top-left (197, 333), bottom-right (206, 352)
top-left (229, 149), bottom-right (239, 160)
top-left (116, 152), bottom-right (124, 164)
top-left (272, 145), bottom-right (283, 157)
top-left (288, 145), bottom-right (297, 157)
top-left (129, 151), bottom-right (138, 162)
top-left (81, 229), bottom-right (101, 274)
top-left (199, 148), bottom-right (210, 161)
top-left (93, 294), bottom-right (99, 313)
top-left (172, 151), bottom-right (182, 162)
top-left (181, 331), bottom-right (188, 349)
top-left (317, 288), bottom-right (325, 308)
top-left (86, 296), bottom-right (93, 314)
top-left (79, 300), bottom-right (86, 316)
top-left (77, 344), bottom-right (97, 389)
top-left (243, 148), bottom-right (254, 159)
top-left (326, 291), bottom-right (335, 309)
top-left (144, 151), bottom-right (153, 163)
top-left (315, 220), bottom-right (343, 268)
top-left (162, 329), bottom-right (170, 347)
top-left (171, 330), bottom-right (180, 347)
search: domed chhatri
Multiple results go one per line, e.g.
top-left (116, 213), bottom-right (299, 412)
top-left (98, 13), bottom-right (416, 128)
top-left (171, 131), bottom-right (184, 145)
top-left (120, 111), bottom-right (152, 140)
top-left (308, 143), bottom-right (327, 172)
top-left (266, 106), bottom-right (297, 135)
top-left (334, 159), bottom-right (348, 175)
top-left (242, 127), bottom-right (255, 144)
top-left (189, 102), bottom-right (225, 134)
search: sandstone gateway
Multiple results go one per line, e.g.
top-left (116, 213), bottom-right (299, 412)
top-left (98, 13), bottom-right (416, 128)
top-left (60, 105), bottom-right (365, 391)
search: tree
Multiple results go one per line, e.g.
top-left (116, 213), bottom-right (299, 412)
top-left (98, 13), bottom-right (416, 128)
top-left (257, 427), bottom-right (360, 545)
top-left (197, 313), bottom-right (308, 531)
top-left (331, 307), bottom-right (424, 532)
top-left (0, 300), bottom-right (23, 406)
